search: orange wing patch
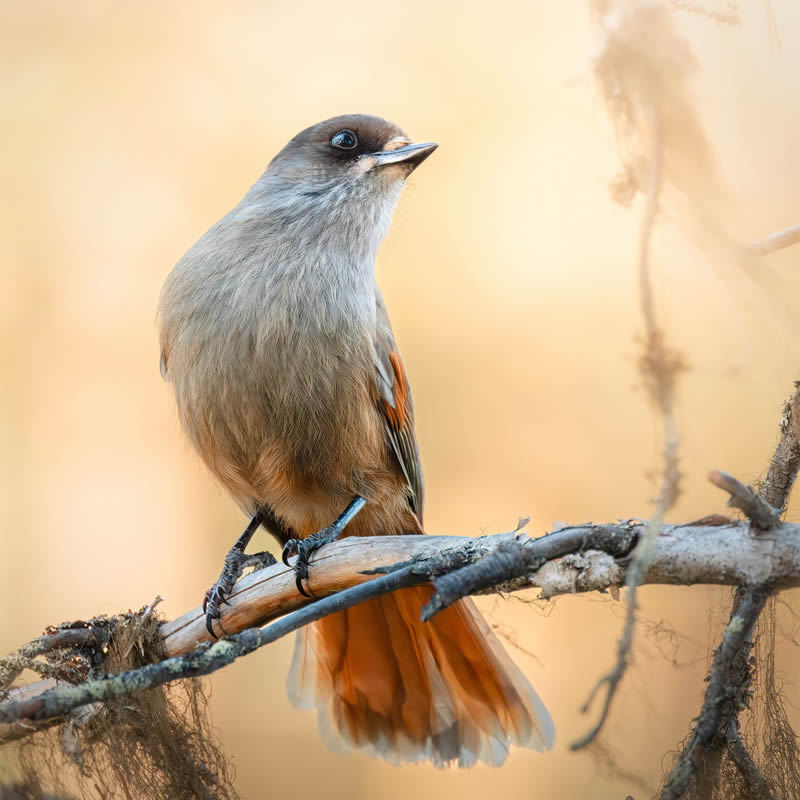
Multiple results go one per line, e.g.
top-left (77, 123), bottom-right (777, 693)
top-left (383, 351), bottom-right (408, 428)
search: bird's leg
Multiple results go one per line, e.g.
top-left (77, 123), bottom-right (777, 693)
top-left (204, 509), bottom-right (277, 637)
top-left (282, 496), bottom-right (367, 598)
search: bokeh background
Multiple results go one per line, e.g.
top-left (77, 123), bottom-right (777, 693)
top-left (2, 1), bottom-right (800, 797)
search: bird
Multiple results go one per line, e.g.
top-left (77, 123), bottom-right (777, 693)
top-left (158, 113), bottom-right (555, 767)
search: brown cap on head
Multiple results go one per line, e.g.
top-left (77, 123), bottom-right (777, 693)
top-left (269, 113), bottom-right (438, 178)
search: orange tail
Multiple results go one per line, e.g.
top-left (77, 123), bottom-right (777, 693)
top-left (287, 586), bottom-right (554, 767)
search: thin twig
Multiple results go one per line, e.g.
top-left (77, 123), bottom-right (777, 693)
top-left (0, 628), bottom-right (106, 697)
top-left (572, 88), bottom-right (684, 749)
top-left (708, 470), bottom-right (781, 530)
top-left (748, 223), bottom-right (800, 256)
top-left (419, 524), bottom-right (638, 620)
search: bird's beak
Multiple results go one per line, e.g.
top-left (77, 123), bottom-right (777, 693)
top-left (370, 142), bottom-right (438, 171)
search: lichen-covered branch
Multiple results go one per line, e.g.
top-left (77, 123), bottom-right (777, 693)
top-left (0, 568), bottom-right (426, 728)
top-left (660, 587), bottom-right (770, 800)
top-left (759, 381), bottom-right (800, 510)
top-left (5, 515), bottom-right (800, 736)
top-left (659, 383), bottom-right (800, 799)
top-left (160, 518), bottom-right (800, 658)
top-left (725, 721), bottom-right (775, 800)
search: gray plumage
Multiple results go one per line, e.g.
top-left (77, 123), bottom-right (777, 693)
top-left (158, 114), bottom-right (554, 767)
top-left (159, 115), bottom-right (422, 533)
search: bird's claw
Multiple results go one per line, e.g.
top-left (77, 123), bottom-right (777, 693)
top-left (203, 584), bottom-right (231, 639)
top-left (282, 537), bottom-right (313, 598)
top-left (203, 549), bottom-right (277, 638)
top-left (281, 525), bottom-right (339, 598)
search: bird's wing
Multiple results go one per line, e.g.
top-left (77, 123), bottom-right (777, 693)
top-left (158, 321), bottom-right (171, 381)
top-left (374, 292), bottom-right (425, 524)
top-left (159, 350), bottom-right (169, 380)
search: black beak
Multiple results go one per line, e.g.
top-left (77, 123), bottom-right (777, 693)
top-left (371, 142), bottom-right (438, 171)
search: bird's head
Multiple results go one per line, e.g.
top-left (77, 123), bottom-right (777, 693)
top-left (257, 114), bottom-right (437, 241)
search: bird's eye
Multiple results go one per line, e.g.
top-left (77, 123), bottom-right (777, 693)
top-left (331, 130), bottom-right (358, 151)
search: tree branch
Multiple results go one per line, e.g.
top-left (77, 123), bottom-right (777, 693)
top-left (0, 567), bottom-right (426, 728)
top-left (660, 587), bottom-right (770, 800)
top-left (759, 381), bottom-right (800, 510)
top-left (725, 721), bottom-right (775, 800)
top-left (660, 383), bottom-right (800, 798)
top-left (3, 383), bottom-right (799, 755)
top-left (160, 518), bottom-right (800, 658)
top-left (5, 514), bottom-right (800, 736)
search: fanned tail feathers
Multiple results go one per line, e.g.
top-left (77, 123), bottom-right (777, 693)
top-left (287, 587), bottom-right (554, 767)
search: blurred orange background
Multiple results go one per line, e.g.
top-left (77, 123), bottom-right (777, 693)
top-left (2, 1), bottom-right (800, 797)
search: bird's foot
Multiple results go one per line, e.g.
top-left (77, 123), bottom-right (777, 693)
top-left (282, 525), bottom-right (341, 598)
top-left (203, 549), bottom-right (277, 638)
